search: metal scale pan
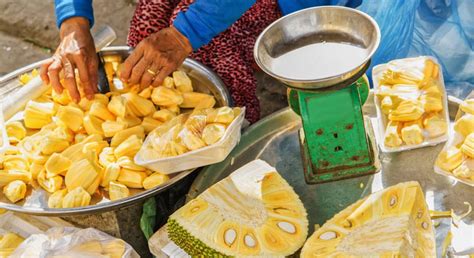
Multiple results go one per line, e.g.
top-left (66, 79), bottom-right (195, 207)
top-left (0, 46), bottom-right (231, 216)
top-left (189, 94), bottom-right (472, 256)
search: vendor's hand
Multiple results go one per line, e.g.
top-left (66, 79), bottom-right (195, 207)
top-left (40, 17), bottom-right (98, 102)
top-left (120, 27), bottom-right (192, 89)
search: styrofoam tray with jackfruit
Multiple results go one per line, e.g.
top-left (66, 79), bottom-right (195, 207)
top-left (434, 95), bottom-right (474, 186)
top-left (372, 56), bottom-right (450, 153)
top-left (135, 107), bottom-right (245, 174)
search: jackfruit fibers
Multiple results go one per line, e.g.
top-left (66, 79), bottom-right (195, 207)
top-left (167, 160), bottom-right (309, 257)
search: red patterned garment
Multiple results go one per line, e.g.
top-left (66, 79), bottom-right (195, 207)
top-left (128, 0), bottom-right (281, 123)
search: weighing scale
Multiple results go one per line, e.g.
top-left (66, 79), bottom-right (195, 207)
top-left (254, 6), bottom-right (381, 183)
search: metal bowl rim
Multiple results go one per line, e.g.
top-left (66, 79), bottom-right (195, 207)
top-left (254, 6), bottom-right (381, 87)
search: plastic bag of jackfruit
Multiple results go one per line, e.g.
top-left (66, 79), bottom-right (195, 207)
top-left (372, 56), bottom-right (450, 153)
top-left (135, 107), bottom-right (245, 174)
top-left (434, 91), bottom-right (474, 186)
top-left (11, 227), bottom-right (139, 258)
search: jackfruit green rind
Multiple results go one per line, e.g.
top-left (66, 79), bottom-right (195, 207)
top-left (167, 219), bottom-right (230, 257)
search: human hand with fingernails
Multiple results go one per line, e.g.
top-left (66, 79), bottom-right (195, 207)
top-left (40, 17), bottom-right (98, 103)
top-left (120, 27), bottom-right (192, 90)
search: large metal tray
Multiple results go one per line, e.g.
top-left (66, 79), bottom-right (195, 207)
top-left (0, 46), bottom-right (231, 215)
top-left (190, 93), bottom-right (472, 256)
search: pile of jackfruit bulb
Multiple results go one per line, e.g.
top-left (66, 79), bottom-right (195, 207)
top-left (0, 231), bottom-right (24, 257)
top-left (376, 59), bottom-right (448, 148)
top-left (1, 55), bottom-right (231, 208)
top-left (436, 98), bottom-right (474, 180)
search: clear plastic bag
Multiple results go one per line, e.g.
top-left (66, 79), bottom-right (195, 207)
top-left (433, 92), bottom-right (474, 186)
top-left (359, 0), bottom-right (474, 99)
top-left (372, 56), bottom-right (449, 152)
top-left (11, 227), bottom-right (139, 258)
top-left (135, 107), bottom-right (245, 174)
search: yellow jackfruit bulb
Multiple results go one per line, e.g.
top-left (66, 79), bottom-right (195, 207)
top-left (180, 92), bottom-right (216, 109)
top-left (116, 115), bottom-right (142, 128)
top-left (3, 155), bottom-right (29, 171)
top-left (24, 101), bottom-right (55, 129)
top-left (384, 121), bottom-right (403, 147)
top-left (83, 114), bottom-right (104, 136)
top-left (436, 147), bottom-right (464, 171)
top-left (401, 123), bottom-right (424, 145)
top-left (45, 153), bottom-right (72, 176)
top-left (423, 113), bottom-right (447, 138)
top-left (62, 187), bottom-right (91, 208)
top-left (38, 170), bottom-right (63, 193)
top-left (461, 133), bottom-right (474, 158)
top-left (48, 189), bottom-right (68, 208)
top-left (454, 114), bottom-right (474, 137)
top-left (388, 99), bottom-right (424, 122)
top-left (78, 94), bottom-right (109, 111)
top-left (65, 157), bottom-right (100, 193)
top-left (301, 181), bottom-right (435, 258)
top-left (117, 169), bottom-right (146, 188)
top-left (180, 131), bottom-right (206, 151)
top-left (151, 86), bottom-right (183, 106)
top-left (152, 109), bottom-right (176, 122)
top-left (114, 135), bottom-right (143, 159)
top-left (110, 125), bottom-right (145, 147)
top-left (155, 140), bottom-right (188, 158)
top-left (0, 232), bottom-right (24, 249)
top-left (138, 86), bottom-right (153, 99)
top-left (56, 105), bottom-right (84, 132)
top-left (143, 172), bottom-right (170, 190)
top-left (82, 141), bottom-right (108, 156)
top-left (166, 104), bottom-right (180, 114)
top-left (0, 171), bottom-right (31, 188)
top-left (422, 82), bottom-right (442, 97)
top-left (460, 99), bottom-right (474, 115)
top-left (6, 121), bottom-right (26, 143)
top-left (99, 147), bottom-right (116, 167)
top-left (29, 161), bottom-right (43, 180)
top-left (101, 163), bottom-right (121, 188)
top-left (109, 181), bottom-right (130, 201)
top-left (52, 89), bottom-right (72, 105)
top-left (53, 125), bottom-right (75, 143)
top-left (89, 101), bottom-right (116, 121)
top-left (61, 134), bottom-right (103, 162)
top-left (184, 115), bottom-right (207, 136)
top-left (107, 95), bottom-right (127, 118)
top-left (123, 92), bottom-right (156, 117)
top-left (142, 117), bottom-right (163, 133)
top-left (41, 135), bottom-right (70, 155)
top-left (207, 107), bottom-right (235, 124)
top-left (452, 161), bottom-right (474, 179)
top-left (102, 239), bottom-right (126, 258)
top-left (202, 123), bottom-right (226, 145)
top-left (420, 95), bottom-right (443, 112)
top-left (3, 180), bottom-right (27, 203)
top-left (101, 120), bottom-right (127, 138)
top-left (381, 96), bottom-right (393, 115)
top-left (168, 160), bottom-right (308, 257)
top-left (162, 76), bottom-right (175, 88)
top-left (117, 156), bottom-right (146, 171)
top-left (172, 71), bottom-right (193, 93)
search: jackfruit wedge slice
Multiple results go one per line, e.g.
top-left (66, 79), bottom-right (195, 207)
top-left (167, 160), bottom-right (308, 257)
top-left (301, 181), bottom-right (435, 258)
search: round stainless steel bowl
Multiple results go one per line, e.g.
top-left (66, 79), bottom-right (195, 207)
top-left (0, 46), bottom-right (231, 215)
top-left (254, 6), bottom-right (380, 89)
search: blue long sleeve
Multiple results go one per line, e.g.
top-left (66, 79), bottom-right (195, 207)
top-left (55, 0), bottom-right (94, 28)
top-left (173, 0), bottom-right (256, 50)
